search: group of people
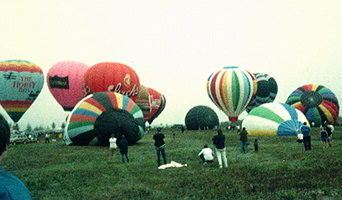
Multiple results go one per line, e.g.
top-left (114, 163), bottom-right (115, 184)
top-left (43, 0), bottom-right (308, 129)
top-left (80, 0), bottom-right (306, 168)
top-left (298, 121), bottom-right (335, 151)
top-left (108, 127), bottom-right (168, 166)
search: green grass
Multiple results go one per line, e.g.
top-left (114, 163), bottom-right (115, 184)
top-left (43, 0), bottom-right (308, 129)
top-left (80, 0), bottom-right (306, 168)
top-left (3, 127), bottom-right (342, 200)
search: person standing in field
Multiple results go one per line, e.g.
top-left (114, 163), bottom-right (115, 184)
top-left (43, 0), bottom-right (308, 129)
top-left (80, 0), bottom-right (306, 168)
top-left (254, 139), bottom-right (259, 152)
top-left (301, 122), bottom-right (311, 151)
top-left (108, 134), bottom-right (117, 162)
top-left (324, 122), bottom-right (334, 147)
top-left (239, 127), bottom-right (249, 153)
top-left (212, 129), bottom-right (228, 168)
top-left (320, 127), bottom-right (329, 148)
top-left (153, 127), bottom-right (167, 166)
top-left (0, 114), bottom-right (32, 199)
top-left (118, 135), bottom-right (129, 163)
top-left (45, 132), bottom-right (50, 143)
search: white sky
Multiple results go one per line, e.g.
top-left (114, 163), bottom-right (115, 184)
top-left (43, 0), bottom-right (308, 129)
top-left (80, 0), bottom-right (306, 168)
top-left (1, 0), bottom-right (341, 129)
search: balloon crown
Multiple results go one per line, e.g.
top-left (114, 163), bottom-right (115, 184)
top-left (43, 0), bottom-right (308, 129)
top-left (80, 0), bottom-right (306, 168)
top-left (223, 66), bottom-right (239, 69)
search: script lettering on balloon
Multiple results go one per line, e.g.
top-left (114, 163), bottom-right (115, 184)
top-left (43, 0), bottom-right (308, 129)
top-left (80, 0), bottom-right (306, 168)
top-left (108, 83), bottom-right (140, 97)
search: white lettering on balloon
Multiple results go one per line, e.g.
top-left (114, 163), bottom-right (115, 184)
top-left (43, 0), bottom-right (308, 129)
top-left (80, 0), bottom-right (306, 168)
top-left (108, 83), bottom-right (139, 97)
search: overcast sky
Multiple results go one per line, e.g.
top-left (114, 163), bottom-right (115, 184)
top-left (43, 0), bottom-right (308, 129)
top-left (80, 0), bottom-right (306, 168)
top-left (1, 0), bottom-right (341, 129)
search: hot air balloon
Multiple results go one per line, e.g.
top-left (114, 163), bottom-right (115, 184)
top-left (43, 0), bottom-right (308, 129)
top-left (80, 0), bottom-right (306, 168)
top-left (185, 105), bottom-right (219, 130)
top-left (207, 66), bottom-right (255, 121)
top-left (64, 92), bottom-right (145, 146)
top-left (135, 85), bottom-right (151, 118)
top-left (47, 61), bottom-right (90, 111)
top-left (146, 88), bottom-right (166, 124)
top-left (242, 103), bottom-right (309, 136)
top-left (0, 60), bottom-right (44, 122)
top-left (246, 73), bottom-right (278, 112)
top-left (285, 84), bottom-right (339, 126)
top-left (83, 62), bottom-right (140, 101)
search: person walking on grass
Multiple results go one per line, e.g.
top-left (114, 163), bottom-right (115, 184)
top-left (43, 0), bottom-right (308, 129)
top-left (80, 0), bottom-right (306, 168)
top-left (118, 135), bottom-right (129, 163)
top-left (212, 129), bottom-right (228, 168)
top-left (198, 144), bottom-right (214, 164)
top-left (153, 127), bottom-right (167, 166)
top-left (0, 114), bottom-right (32, 199)
top-left (108, 134), bottom-right (117, 162)
top-left (301, 122), bottom-right (311, 151)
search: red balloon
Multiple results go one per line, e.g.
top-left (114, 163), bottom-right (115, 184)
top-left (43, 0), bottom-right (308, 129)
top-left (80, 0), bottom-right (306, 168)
top-left (83, 62), bottom-right (140, 101)
top-left (146, 87), bottom-right (166, 124)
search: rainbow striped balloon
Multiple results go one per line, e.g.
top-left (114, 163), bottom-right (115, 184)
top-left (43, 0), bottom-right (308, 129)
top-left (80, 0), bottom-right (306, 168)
top-left (207, 66), bottom-right (255, 121)
top-left (286, 84), bottom-right (339, 126)
top-left (65, 92), bottom-right (145, 146)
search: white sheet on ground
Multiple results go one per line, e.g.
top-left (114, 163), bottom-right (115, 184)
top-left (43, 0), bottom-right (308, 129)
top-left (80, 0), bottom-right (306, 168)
top-left (158, 161), bottom-right (188, 169)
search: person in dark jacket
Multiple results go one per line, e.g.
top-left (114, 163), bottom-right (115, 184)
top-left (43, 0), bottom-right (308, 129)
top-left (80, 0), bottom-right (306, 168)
top-left (118, 135), bottom-right (129, 163)
top-left (301, 122), bottom-right (311, 151)
top-left (0, 114), bottom-right (32, 199)
top-left (153, 127), bottom-right (167, 166)
top-left (239, 127), bottom-right (249, 153)
top-left (212, 129), bottom-right (228, 168)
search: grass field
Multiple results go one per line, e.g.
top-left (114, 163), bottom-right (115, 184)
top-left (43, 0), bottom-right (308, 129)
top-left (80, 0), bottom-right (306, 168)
top-left (3, 127), bottom-right (342, 200)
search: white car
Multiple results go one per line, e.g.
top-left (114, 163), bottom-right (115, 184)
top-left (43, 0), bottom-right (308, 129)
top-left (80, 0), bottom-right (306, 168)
top-left (10, 134), bottom-right (28, 145)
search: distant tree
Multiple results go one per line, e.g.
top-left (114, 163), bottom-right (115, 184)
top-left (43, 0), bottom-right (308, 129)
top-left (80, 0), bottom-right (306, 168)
top-left (51, 122), bottom-right (56, 130)
top-left (61, 122), bottom-right (66, 129)
top-left (26, 124), bottom-right (32, 132)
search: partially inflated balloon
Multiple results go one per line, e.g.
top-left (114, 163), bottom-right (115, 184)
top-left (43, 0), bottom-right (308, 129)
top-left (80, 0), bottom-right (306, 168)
top-left (146, 88), bottom-right (166, 124)
top-left (135, 85), bottom-right (151, 118)
top-left (286, 84), bottom-right (339, 126)
top-left (47, 61), bottom-right (90, 111)
top-left (0, 60), bottom-right (44, 122)
top-left (242, 103), bottom-right (308, 136)
top-left (246, 73), bottom-right (278, 112)
top-left (64, 92), bottom-right (145, 146)
top-left (207, 66), bottom-right (254, 121)
top-left (83, 62), bottom-right (140, 101)
top-left (185, 105), bottom-right (219, 130)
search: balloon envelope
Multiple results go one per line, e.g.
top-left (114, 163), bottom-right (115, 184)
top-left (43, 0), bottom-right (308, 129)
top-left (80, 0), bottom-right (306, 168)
top-left (0, 60), bottom-right (44, 122)
top-left (64, 92), bottom-right (145, 146)
top-left (83, 62), bottom-right (140, 101)
top-left (285, 84), bottom-right (339, 126)
top-left (135, 85), bottom-right (151, 118)
top-left (207, 66), bottom-right (254, 121)
top-left (47, 61), bottom-right (90, 111)
top-left (246, 73), bottom-right (278, 112)
top-left (146, 88), bottom-right (166, 124)
top-left (242, 103), bottom-right (308, 136)
top-left (185, 105), bottom-right (219, 130)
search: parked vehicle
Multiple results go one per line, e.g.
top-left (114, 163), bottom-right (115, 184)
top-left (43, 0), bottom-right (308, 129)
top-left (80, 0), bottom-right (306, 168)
top-left (10, 134), bottom-right (28, 145)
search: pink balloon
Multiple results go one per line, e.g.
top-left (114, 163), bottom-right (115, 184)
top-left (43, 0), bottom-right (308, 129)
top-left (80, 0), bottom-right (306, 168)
top-left (47, 61), bottom-right (90, 111)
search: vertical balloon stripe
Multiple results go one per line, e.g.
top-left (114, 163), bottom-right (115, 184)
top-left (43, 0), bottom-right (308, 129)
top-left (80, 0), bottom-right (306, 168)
top-left (318, 104), bottom-right (334, 122)
top-left (93, 92), bottom-right (114, 110)
top-left (116, 93), bottom-right (123, 109)
top-left (215, 70), bottom-right (229, 115)
top-left (281, 103), bottom-right (298, 120)
top-left (121, 95), bottom-right (131, 110)
top-left (125, 101), bottom-right (136, 113)
top-left (231, 70), bottom-right (240, 111)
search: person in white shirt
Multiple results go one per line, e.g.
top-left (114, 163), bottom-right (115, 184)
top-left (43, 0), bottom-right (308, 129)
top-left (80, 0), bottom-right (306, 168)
top-left (108, 134), bottom-right (117, 162)
top-left (198, 144), bottom-right (214, 164)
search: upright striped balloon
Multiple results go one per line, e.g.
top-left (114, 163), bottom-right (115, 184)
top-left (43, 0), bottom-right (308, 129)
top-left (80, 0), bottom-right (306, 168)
top-left (207, 66), bottom-right (254, 121)
top-left (286, 84), bottom-right (339, 126)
